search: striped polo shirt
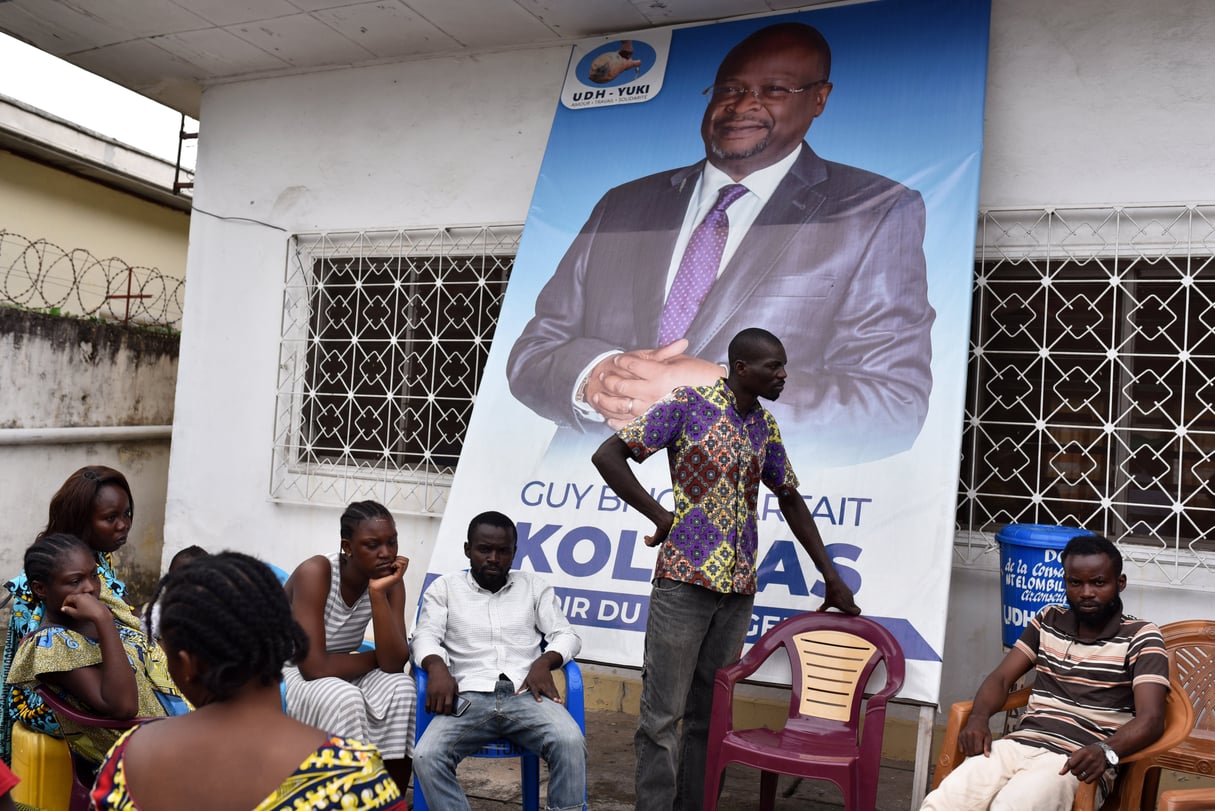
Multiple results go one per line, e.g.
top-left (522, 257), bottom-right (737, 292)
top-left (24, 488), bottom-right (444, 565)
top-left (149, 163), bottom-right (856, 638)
top-left (1008, 604), bottom-right (1169, 757)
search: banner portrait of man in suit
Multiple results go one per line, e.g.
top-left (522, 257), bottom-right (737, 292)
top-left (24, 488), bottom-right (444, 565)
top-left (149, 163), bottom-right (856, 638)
top-left (434, 0), bottom-right (991, 707)
top-left (508, 22), bottom-right (934, 466)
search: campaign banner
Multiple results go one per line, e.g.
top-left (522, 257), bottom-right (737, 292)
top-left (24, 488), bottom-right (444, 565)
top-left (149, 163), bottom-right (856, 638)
top-left (429, 0), bottom-right (990, 703)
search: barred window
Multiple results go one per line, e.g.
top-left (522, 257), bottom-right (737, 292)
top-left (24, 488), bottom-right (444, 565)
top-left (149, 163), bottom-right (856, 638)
top-left (957, 206), bottom-right (1215, 584)
top-left (272, 226), bottom-right (520, 514)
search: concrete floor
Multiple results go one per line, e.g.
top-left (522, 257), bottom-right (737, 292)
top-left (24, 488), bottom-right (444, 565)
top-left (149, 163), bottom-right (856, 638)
top-left (418, 709), bottom-right (918, 810)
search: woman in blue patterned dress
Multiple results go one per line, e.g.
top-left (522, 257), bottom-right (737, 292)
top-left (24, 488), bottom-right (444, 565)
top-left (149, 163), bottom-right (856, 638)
top-left (91, 552), bottom-right (406, 810)
top-left (5, 534), bottom-right (187, 768)
top-left (0, 466), bottom-right (142, 763)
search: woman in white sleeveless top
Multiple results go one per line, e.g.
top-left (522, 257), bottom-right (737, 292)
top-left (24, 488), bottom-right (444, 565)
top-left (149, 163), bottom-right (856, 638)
top-left (283, 500), bottom-right (416, 790)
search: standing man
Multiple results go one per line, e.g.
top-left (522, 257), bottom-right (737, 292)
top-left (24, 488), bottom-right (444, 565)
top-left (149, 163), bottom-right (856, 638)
top-left (922, 534), bottom-right (1169, 810)
top-left (511, 21), bottom-right (934, 465)
top-left (411, 511), bottom-right (585, 811)
top-left (592, 327), bottom-right (860, 811)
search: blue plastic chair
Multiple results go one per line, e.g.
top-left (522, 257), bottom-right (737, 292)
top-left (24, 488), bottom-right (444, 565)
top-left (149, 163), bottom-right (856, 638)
top-left (270, 561), bottom-right (292, 712)
top-left (266, 561), bottom-right (291, 585)
top-left (412, 659), bottom-right (585, 811)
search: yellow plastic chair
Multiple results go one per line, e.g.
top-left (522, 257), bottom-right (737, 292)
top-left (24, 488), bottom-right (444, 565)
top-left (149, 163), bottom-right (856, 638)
top-left (33, 685), bottom-right (148, 811)
top-left (10, 722), bottom-right (72, 811)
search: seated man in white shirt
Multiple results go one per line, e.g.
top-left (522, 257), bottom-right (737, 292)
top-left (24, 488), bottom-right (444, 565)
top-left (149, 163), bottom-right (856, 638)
top-left (411, 511), bottom-right (586, 811)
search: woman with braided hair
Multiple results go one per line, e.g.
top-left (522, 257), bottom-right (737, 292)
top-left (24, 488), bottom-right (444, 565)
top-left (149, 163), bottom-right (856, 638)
top-left (0, 465), bottom-right (142, 763)
top-left (90, 552), bottom-right (405, 810)
top-left (5, 534), bottom-right (187, 770)
top-left (282, 500), bottom-right (416, 793)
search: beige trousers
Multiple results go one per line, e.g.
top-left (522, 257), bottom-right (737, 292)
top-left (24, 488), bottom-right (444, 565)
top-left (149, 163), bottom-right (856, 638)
top-left (921, 739), bottom-right (1088, 811)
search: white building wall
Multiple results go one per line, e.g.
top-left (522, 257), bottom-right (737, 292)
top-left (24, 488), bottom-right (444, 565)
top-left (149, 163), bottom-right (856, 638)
top-left (981, 0), bottom-right (1215, 207)
top-left (0, 310), bottom-right (177, 598)
top-left (166, 0), bottom-right (1215, 709)
top-left (166, 46), bottom-right (568, 594)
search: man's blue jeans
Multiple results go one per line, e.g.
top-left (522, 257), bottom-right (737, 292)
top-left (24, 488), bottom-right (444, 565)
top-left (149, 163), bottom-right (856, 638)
top-left (413, 678), bottom-right (586, 811)
top-left (634, 578), bottom-right (754, 811)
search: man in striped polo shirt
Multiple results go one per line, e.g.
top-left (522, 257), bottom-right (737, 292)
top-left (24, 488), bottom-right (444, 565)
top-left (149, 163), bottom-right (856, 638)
top-left (922, 534), bottom-right (1169, 810)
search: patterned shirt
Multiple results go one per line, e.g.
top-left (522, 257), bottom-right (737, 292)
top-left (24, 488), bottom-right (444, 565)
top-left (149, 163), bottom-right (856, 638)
top-left (1008, 604), bottom-right (1169, 793)
top-left (2, 552), bottom-right (137, 747)
top-left (617, 378), bottom-right (798, 594)
top-left (92, 731), bottom-right (406, 810)
top-left (7, 623), bottom-right (189, 766)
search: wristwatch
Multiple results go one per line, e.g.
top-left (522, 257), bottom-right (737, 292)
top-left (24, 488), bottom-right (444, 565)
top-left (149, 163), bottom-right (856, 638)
top-left (1097, 741), bottom-right (1119, 767)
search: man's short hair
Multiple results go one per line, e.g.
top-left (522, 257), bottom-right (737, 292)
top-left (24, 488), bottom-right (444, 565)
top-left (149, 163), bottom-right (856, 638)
top-left (721, 22), bottom-right (832, 81)
top-left (728, 327), bottom-right (783, 367)
top-left (168, 544), bottom-right (209, 572)
top-left (1061, 533), bottom-right (1123, 577)
top-left (467, 510), bottom-right (518, 546)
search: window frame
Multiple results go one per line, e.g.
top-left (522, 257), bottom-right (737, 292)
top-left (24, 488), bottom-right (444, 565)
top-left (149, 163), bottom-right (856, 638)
top-left (270, 225), bottom-right (521, 515)
top-left (958, 204), bottom-right (1215, 587)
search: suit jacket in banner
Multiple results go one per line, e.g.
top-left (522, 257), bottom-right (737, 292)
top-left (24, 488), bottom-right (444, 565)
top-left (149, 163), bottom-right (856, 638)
top-left (508, 143), bottom-right (935, 466)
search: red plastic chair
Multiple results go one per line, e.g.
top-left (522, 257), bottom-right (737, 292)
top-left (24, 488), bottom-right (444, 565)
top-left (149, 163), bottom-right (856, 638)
top-left (703, 612), bottom-right (905, 811)
top-left (35, 684), bottom-right (150, 811)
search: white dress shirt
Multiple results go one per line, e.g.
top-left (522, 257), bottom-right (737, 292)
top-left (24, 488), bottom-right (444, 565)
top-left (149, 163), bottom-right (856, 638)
top-left (411, 569), bottom-right (582, 693)
top-left (662, 143), bottom-right (802, 296)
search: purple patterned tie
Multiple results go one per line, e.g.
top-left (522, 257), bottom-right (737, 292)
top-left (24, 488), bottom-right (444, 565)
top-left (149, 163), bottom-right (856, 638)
top-left (659, 183), bottom-right (749, 345)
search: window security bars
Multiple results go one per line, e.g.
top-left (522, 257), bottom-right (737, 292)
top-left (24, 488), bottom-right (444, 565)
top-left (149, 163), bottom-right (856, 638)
top-left (959, 205), bottom-right (1215, 587)
top-left (271, 210), bottom-right (1215, 584)
top-left (271, 226), bottom-right (519, 515)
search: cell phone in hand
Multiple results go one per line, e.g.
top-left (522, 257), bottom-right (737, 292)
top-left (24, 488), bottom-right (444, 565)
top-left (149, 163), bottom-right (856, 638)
top-left (453, 695), bottom-right (471, 716)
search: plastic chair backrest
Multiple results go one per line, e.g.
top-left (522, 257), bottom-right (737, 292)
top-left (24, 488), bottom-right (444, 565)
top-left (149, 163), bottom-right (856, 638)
top-left (702, 612), bottom-right (905, 811)
top-left (1162, 620), bottom-right (1215, 744)
top-left (34, 685), bottom-right (148, 811)
top-left (34, 685), bottom-right (149, 732)
top-left (752, 613), bottom-right (904, 732)
top-left (1114, 620), bottom-right (1215, 811)
top-left (1158, 787), bottom-right (1215, 811)
top-left (267, 562), bottom-right (291, 585)
top-left (790, 627), bottom-right (883, 725)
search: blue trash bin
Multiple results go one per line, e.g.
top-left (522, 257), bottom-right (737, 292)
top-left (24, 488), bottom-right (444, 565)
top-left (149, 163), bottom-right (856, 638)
top-left (995, 524), bottom-right (1091, 647)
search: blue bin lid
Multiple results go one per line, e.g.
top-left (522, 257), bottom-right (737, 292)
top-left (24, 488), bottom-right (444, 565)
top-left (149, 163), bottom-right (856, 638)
top-left (995, 523), bottom-right (1091, 550)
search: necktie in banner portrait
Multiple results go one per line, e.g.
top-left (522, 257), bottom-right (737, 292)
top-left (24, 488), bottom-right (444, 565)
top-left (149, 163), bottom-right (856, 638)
top-left (658, 183), bottom-right (749, 345)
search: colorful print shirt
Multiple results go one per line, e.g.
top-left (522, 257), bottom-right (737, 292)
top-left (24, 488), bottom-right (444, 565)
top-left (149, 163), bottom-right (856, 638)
top-left (617, 378), bottom-right (798, 594)
top-left (0, 553), bottom-right (137, 760)
top-left (6, 622), bottom-right (189, 766)
top-left (91, 731), bottom-right (407, 810)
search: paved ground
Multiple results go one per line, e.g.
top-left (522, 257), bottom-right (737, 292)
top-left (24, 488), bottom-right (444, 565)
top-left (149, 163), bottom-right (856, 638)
top-left (416, 709), bottom-right (917, 810)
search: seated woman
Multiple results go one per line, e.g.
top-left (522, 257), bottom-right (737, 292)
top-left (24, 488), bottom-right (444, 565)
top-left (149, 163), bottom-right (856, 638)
top-left (91, 552), bottom-right (406, 810)
top-left (0, 466), bottom-right (142, 762)
top-left (5, 534), bottom-right (187, 769)
top-left (283, 500), bottom-right (416, 790)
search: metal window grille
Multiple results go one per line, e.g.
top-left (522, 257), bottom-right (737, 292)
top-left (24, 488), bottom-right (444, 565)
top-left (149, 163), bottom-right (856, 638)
top-left (271, 226), bottom-right (519, 515)
top-left (958, 205), bottom-right (1215, 587)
